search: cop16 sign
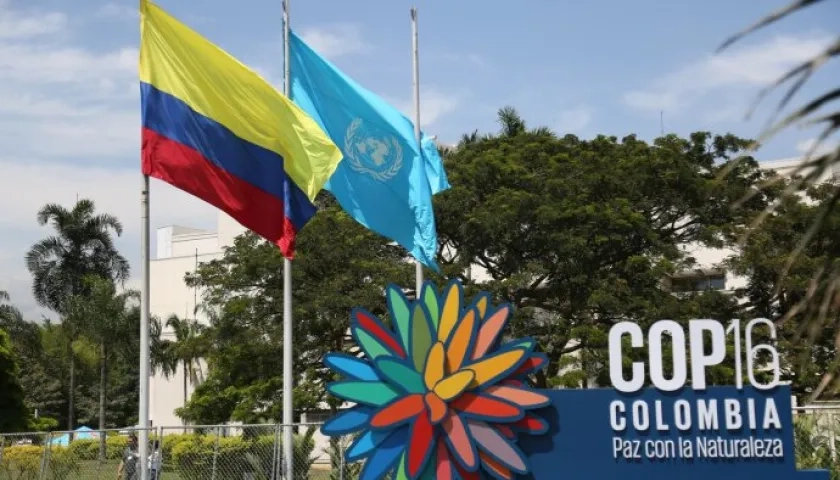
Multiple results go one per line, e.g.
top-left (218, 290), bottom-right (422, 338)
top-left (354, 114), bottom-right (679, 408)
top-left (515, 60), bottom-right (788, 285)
top-left (607, 319), bottom-right (784, 461)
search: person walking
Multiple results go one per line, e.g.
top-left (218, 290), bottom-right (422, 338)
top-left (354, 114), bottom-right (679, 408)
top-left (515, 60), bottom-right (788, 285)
top-left (116, 433), bottom-right (139, 480)
top-left (149, 439), bottom-right (162, 480)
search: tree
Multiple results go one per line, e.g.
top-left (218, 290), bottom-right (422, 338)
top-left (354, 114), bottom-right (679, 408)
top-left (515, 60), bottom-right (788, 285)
top-left (160, 314), bottom-right (206, 422)
top-left (25, 198), bottom-right (129, 430)
top-left (66, 275), bottom-right (137, 459)
top-left (0, 328), bottom-right (30, 432)
top-left (728, 180), bottom-right (840, 400)
top-left (431, 108), bottom-right (771, 387)
top-left (178, 195), bottom-right (412, 424)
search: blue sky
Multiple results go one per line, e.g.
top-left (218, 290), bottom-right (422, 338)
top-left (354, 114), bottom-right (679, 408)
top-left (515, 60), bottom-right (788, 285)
top-left (0, 0), bottom-right (837, 318)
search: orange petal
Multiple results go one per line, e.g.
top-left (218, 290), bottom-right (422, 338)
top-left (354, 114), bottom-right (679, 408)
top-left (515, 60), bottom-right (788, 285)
top-left (433, 370), bottom-right (475, 401)
top-left (424, 342), bottom-right (446, 390)
top-left (475, 295), bottom-right (489, 319)
top-left (445, 309), bottom-right (476, 372)
top-left (468, 349), bottom-right (525, 389)
top-left (472, 305), bottom-right (510, 359)
top-left (369, 394), bottom-right (425, 428)
top-left (425, 392), bottom-right (448, 424)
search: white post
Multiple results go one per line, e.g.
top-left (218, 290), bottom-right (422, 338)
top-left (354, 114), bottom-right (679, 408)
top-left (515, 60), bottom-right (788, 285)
top-left (411, 6), bottom-right (424, 296)
top-left (139, 174), bottom-right (151, 480)
top-left (282, 2), bottom-right (295, 479)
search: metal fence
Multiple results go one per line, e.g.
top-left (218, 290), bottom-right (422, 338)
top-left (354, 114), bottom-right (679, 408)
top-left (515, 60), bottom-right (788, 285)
top-left (6, 410), bottom-right (832, 479)
top-left (0, 424), bottom-right (366, 480)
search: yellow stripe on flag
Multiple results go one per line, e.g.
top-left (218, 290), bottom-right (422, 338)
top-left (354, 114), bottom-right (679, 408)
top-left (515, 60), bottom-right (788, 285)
top-left (139, 0), bottom-right (342, 201)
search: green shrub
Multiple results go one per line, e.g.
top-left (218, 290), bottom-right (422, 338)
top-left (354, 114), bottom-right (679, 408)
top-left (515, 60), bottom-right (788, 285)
top-left (793, 415), bottom-right (840, 480)
top-left (169, 428), bottom-right (316, 480)
top-left (0, 445), bottom-right (79, 480)
top-left (66, 434), bottom-right (130, 461)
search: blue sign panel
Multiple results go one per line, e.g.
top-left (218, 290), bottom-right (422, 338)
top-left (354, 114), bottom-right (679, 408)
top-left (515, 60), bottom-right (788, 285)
top-left (520, 385), bottom-right (827, 479)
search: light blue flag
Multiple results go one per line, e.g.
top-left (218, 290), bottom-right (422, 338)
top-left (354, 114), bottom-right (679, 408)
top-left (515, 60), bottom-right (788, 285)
top-left (289, 30), bottom-right (449, 270)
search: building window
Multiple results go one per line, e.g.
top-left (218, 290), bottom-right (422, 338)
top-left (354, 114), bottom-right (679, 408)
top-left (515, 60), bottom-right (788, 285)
top-left (671, 272), bottom-right (726, 293)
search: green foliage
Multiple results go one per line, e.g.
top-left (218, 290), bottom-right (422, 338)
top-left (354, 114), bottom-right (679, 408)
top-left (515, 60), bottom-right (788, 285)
top-left (67, 435), bottom-right (129, 461)
top-left (793, 414), bottom-right (840, 479)
top-left (0, 329), bottom-right (30, 432)
top-left (0, 445), bottom-right (78, 480)
top-left (169, 428), bottom-right (316, 480)
top-left (433, 110), bottom-right (770, 387)
top-left (729, 181), bottom-right (840, 400)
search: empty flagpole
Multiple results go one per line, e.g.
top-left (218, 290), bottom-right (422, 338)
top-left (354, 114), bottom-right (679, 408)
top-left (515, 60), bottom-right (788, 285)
top-left (281, 1), bottom-right (294, 479)
top-left (411, 6), bottom-right (424, 296)
top-left (139, 175), bottom-right (151, 480)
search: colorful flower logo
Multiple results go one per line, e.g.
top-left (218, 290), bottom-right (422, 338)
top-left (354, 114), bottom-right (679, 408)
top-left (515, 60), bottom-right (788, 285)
top-left (321, 280), bottom-right (550, 480)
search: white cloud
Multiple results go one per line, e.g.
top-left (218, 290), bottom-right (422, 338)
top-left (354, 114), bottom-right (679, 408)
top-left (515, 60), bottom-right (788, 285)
top-left (0, 1), bottom-right (218, 320)
top-left (299, 24), bottom-right (370, 59)
top-left (95, 3), bottom-right (137, 20)
top-left (392, 88), bottom-right (461, 127)
top-left (554, 105), bottom-right (593, 134)
top-left (623, 32), bottom-right (833, 113)
top-left (0, 2), bottom-right (67, 40)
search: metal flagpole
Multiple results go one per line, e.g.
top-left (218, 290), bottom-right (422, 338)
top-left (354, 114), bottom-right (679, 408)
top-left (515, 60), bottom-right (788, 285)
top-left (411, 6), bottom-right (424, 296)
top-left (139, 175), bottom-right (151, 480)
top-left (281, 2), bottom-right (294, 479)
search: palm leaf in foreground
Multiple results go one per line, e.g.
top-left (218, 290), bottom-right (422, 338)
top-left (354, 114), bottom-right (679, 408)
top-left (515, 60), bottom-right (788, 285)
top-left (720, 0), bottom-right (840, 399)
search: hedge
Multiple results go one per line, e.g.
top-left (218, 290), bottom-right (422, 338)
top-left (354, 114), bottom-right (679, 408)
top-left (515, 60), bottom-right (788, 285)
top-left (0, 428), bottom-right (316, 480)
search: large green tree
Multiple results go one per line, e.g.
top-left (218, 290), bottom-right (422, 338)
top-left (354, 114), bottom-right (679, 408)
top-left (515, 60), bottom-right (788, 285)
top-left (25, 199), bottom-right (129, 430)
top-left (432, 109), bottom-right (771, 387)
top-left (178, 196), bottom-right (412, 424)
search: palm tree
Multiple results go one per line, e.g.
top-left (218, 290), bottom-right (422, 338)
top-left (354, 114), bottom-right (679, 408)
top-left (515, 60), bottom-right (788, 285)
top-left (161, 314), bottom-right (206, 424)
top-left (25, 199), bottom-right (129, 431)
top-left (66, 275), bottom-right (137, 460)
top-left (720, 0), bottom-right (839, 398)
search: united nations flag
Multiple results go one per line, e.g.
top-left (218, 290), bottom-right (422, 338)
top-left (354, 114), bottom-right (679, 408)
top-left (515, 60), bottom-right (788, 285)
top-left (289, 30), bottom-right (448, 270)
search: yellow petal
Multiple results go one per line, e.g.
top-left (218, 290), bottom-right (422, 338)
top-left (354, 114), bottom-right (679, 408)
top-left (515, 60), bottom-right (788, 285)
top-left (423, 342), bottom-right (446, 390)
top-left (445, 309), bottom-right (476, 372)
top-left (469, 349), bottom-right (525, 389)
top-left (437, 282), bottom-right (462, 342)
top-left (475, 296), bottom-right (489, 319)
top-left (433, 370), bottom-right (475, 401)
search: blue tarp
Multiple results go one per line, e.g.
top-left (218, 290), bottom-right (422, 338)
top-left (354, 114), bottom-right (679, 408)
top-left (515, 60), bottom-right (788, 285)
top-left (49, 426), bottom-right (100, 446)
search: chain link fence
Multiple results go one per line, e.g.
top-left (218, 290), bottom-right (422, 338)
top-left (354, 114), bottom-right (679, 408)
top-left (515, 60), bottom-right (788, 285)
top-left (792, 405), bottom-right (839, 476)
top-left (0, 424), bottom-right (364, 480)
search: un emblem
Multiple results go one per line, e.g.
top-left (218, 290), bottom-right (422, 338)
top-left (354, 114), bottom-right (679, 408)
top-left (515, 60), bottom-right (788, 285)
top-left (344, 118), bottom-right (403, 182)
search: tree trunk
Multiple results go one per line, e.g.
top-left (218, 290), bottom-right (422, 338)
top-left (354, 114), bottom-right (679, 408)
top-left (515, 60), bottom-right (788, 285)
top-left (98, 341), bottom-right (107, 462)
top-left (68, 349), bottom-right (75, 436)
top-left (183, 360), bottom-right (188, 431)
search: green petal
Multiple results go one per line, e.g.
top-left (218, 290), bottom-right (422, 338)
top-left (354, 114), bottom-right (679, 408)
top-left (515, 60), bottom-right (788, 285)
top-left (411, 304), bottom-right (433, 372)
top-left (375, 358), bottom-right (426, 394)
top-left (387, 285), bottom-right (411, 352)
top-left (328, 381), bottom-right (401, 406)
top-left (505, 338), bottom-right (535, 351)
top-left (394, 453), bottom-right (409, 480)
top-left (421, 283), bottom-right (440, 329)
top-left (354, 327), bottom-right (391, 361)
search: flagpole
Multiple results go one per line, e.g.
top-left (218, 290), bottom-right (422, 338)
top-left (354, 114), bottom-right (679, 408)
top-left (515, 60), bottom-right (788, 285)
top-left (411, 6), bottom-right (424, 296)
top-left (139, 174), bottom-right (151, 480)
top-left (281, 1), bottom-right (294, 479)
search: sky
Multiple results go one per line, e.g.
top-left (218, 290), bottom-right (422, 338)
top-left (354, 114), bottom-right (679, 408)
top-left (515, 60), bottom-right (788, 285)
top-left (0, 0), bottom-right (838, 320)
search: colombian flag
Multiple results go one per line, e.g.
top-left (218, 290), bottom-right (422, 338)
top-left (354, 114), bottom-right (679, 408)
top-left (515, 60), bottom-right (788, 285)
top-left (139, 0), bottom-right (342, 257)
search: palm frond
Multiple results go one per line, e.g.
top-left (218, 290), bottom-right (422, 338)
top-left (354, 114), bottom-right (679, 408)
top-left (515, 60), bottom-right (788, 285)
top-left (717, 0), bottom-right (825, 52)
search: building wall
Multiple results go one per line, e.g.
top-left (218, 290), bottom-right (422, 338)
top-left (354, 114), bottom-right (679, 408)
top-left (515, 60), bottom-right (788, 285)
top-left (149, 215), bottom-right (245, 427)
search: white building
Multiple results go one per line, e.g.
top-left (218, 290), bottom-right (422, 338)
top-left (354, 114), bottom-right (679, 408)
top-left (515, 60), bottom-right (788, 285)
top-left (149, 213), bottom-right (245, 428)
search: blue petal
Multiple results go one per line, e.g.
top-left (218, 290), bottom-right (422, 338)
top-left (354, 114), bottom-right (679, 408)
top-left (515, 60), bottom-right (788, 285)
top-left (325, 353), bottom-right (380, 381)
top-left (321, 406), bottom-right (373, 436)
top-left (346, 429), bottom-right (394, 461)
top-left (360, 426), bottom-right (409, 480)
